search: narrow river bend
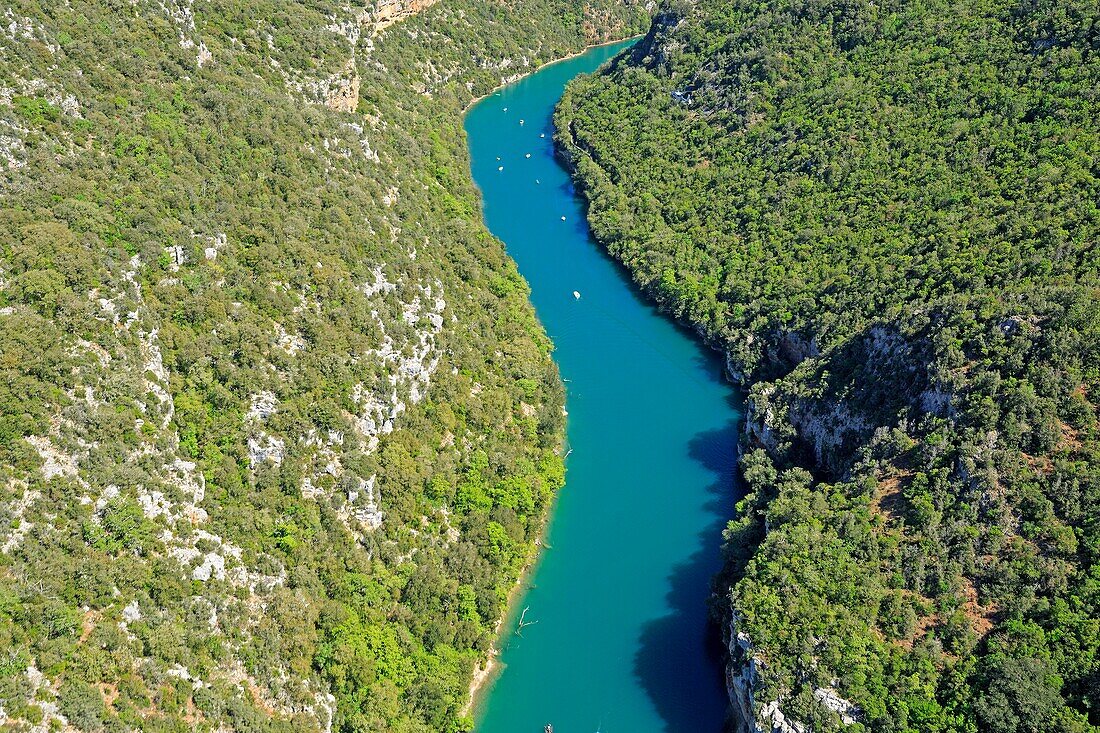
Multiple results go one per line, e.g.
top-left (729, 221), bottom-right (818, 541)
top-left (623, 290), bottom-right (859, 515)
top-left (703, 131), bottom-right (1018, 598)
top-left (465, 41), bottom-right (741, 733)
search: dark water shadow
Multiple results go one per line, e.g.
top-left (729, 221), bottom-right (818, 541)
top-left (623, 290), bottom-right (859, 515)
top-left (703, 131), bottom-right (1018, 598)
top-left (633, 416), bottom-right (743, 732)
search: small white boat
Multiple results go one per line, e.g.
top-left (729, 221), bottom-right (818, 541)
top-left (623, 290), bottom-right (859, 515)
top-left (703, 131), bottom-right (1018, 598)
top-left (536, 179), bottom-right (540, 184)
top-left (498, 166), bottom-right (504, 171)
top-left (573, 291), bottom-right (581, 299)
top-left (560, 216), bottom-right (566, 221)
top-left (503, 107), bottom-right (508, 112)
top-left (520, 119), bottom-right (525, 125)
top-left (525, 153), bottom-right (531, 158)
top-left (540, 133), bottom-right (545, 138)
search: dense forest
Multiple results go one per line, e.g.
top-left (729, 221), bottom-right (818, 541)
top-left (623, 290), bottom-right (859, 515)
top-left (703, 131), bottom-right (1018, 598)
top-left (558, 0), bottom-right (1100, 731)
top-left (0, 1), bottom-right (648, 731)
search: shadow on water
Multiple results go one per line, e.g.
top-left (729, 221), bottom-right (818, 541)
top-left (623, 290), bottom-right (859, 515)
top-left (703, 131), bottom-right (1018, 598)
top-left (634, 418), bottom-right (742, 733)
top-left (547, 85), bottom-right (744, 731)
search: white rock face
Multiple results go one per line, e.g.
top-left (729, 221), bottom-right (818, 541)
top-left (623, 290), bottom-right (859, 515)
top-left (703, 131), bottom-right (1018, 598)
top-left (788, 397), bottom-right (870, 465)
top-left (332, 475), bottom-right (385, 534)
top-left (744, 384), bottom-right (782, 455)
top-left (301, 476), bottom-right (324, 500)
top-left (814, 686), bottom-right (859, 726)
top-left (359, 265), bottom-right (398, 297)
top-left (137, 488), bottom-right (171, 519)
top-left (371, 280), bottom-right (445, 405)
top-left (191, 552), bottom-right (226, 582)
top-left (920, 384), bottom-right (953, 416)
top-left (0, 75), bottom-right (81, 179)
top-left (326, 5), bottom-right (370, 48)
top-left (165, 244), bottom-right (186, 271)
top-left (275, 323), bottom-right (306, 354)
top-left (0, 131), bottom-right (27, 172)
top-left (726, 619), bottom-right (860, 732)
top-left (122, 599), bottom-right (142, 624)
top-left (726, 628), bottom-right (763, 733)
top-left (196, 230), bottom-right (226, 260)
top-left (2, 9), bottom-right (59, 53)
top-left (280, 272), bottom-right (449, 539)
top-left (348, 275), bottom-right (446, 453)
top-left (248, 433), bottom-right (286, 467)
top-left (248, 391), bottom-right (279, 421)
top-left (25, 435), bottom-right (80, 481)
top-left (351, 384), bottom-right (395, 451)
top-left (0, 481), bottom-right (37, 554)
top-left (196, 40), bottom-right (213, 67)
top-left (139, 330), bottom-right (174, 428)
top-left (157, 0), bottom-right (204, 53)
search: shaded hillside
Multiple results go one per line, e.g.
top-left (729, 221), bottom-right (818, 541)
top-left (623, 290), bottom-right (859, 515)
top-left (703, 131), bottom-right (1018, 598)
top-left (557, 0), bottom-right (1100, 730)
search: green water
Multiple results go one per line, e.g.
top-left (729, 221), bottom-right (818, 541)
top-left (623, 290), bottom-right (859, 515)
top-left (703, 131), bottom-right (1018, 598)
top-left (465, 40), bottom-right (741, 733)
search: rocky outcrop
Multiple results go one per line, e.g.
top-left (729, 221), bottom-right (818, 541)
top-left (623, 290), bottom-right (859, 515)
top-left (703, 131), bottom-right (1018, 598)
top-left (627, 4), bottom-right (689, 72)
top-left (373, 0), bottom-right (440, 32)
top-left (726, 618), bottom-right (860, 733)
top-left (726, 623), bottom-right (762, 733)
top-left (280, 0), bottom-right (442, 116)
top-left (787, 397), bottom-right (871, 473)
top-left (726, 620), bottom-right (810, 733)
top-left (725, 325), bottom-right (936, 731)
top-left (814, 686), bottom-right (860, 726)
top-left (738, 322), bottom-right (935, 476)
top-left (325, 58), bottom-right (361, 112)
top-left (744, 384), bottom-right (785, 456)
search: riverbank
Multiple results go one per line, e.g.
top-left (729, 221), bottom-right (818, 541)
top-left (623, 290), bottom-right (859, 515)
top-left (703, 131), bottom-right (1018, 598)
top-left (462, 35), bottom-right (643, 113)
top-left (460, 540), bottom-right (535, 719)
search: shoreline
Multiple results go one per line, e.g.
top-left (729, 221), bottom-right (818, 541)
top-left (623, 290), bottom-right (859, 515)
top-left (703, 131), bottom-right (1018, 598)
top-left (458, 35), bottom-right (639, 724)
top-left (461, 34), bottom-right (643, 113)
top-left (461, 509), bottom-right (558, 719)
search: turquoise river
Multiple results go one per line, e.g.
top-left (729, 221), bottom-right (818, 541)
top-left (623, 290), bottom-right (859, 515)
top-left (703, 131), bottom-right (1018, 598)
top-left (465, 40), bottom-right (742, 733)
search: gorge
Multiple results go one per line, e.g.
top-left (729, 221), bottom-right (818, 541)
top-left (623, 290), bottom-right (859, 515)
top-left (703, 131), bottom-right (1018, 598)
top-left (466, 40), bottom-right (740, 733)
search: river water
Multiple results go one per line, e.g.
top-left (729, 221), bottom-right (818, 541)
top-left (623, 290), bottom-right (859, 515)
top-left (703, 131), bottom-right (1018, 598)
top-left (465, 40), bottom-right (741, 733)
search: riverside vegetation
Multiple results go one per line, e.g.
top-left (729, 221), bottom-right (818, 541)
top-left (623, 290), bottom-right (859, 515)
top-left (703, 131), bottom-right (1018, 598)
top-left (557, 0), bottom-right (1100, 731)
top-left (0, 1), bottom-right (650, 731)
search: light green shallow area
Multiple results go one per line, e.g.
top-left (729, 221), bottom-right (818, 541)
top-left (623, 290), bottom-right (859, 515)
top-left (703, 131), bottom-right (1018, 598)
top-left (465, 40), bottom-right (742, 733)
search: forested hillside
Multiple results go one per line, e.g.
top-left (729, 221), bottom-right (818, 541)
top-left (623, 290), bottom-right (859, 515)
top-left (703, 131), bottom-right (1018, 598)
top-left (0, 1), bottom-right (648, 731)
top-left (557, 1), bottom-right (1100, 731)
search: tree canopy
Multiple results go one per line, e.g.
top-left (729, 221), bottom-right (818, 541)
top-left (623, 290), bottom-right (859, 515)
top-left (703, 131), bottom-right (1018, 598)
top-left (558, 0), bottom-right (1100, 730)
